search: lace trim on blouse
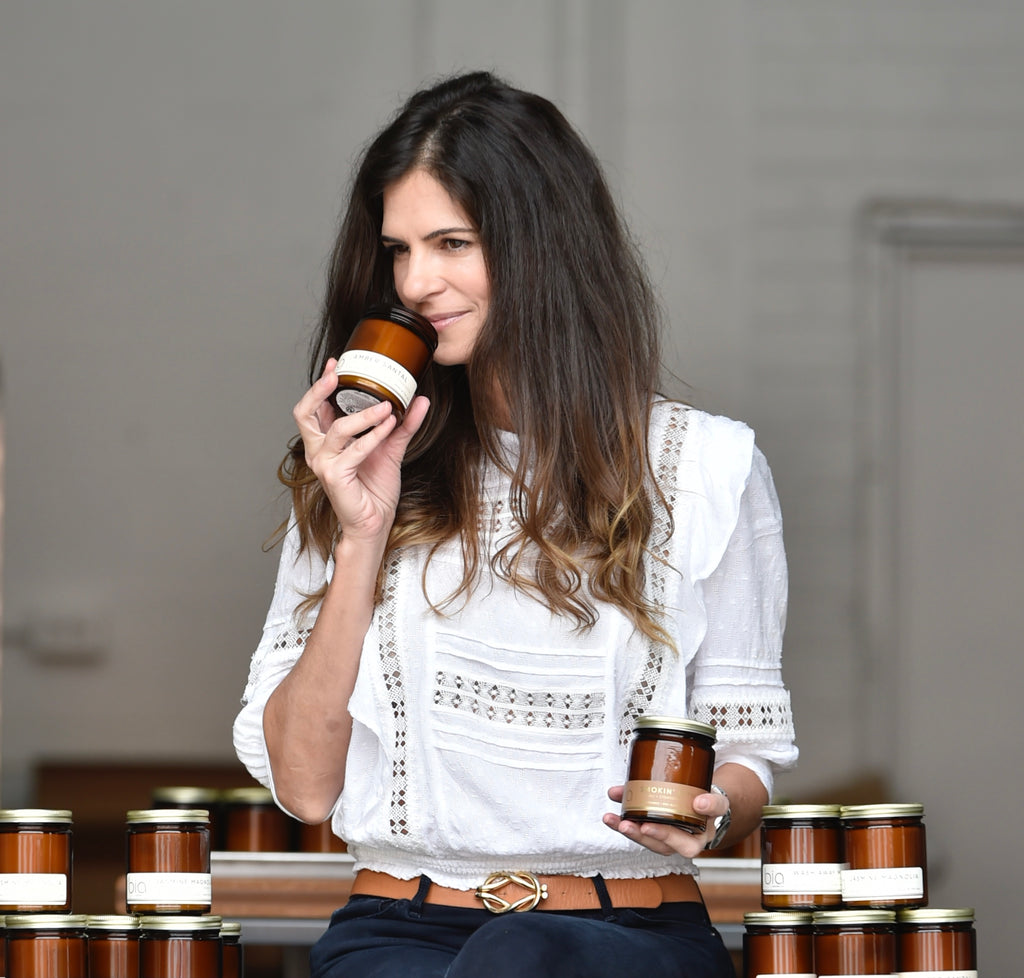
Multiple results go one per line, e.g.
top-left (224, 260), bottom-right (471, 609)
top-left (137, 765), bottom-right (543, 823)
top-left (616, 402), bottom-right (690, 746)
top-left (690, 687), bottom-right (795, 743)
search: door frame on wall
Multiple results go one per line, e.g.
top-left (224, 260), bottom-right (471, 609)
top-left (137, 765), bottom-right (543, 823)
top-left (854, 198), bottom-right (1024, 774)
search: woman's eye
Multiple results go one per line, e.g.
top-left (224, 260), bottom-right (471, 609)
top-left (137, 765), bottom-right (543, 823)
top-left (443, 238), bottom-right (471, 252)
top-left (383, 242), bottom-right (409, 257)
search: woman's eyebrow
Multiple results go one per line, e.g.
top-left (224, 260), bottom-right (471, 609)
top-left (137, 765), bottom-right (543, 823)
top-left (380, 226), bottom-right (475, 244)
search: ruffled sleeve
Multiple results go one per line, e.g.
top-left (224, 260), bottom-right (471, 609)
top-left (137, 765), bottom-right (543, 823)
top-left (681, 423), bottom-right (797, 796)
top-left (651, 406), bottom-right (797, 799)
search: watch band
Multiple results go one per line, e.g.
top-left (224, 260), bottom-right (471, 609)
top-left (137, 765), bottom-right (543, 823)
top-left (705, 784), bottom-right (731, 850)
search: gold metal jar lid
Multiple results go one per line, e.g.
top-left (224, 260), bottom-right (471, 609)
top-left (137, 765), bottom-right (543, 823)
top-left (126, 809), bottom-right (210, 825)
top-left (633, 716), bottom-right (717, 741)
top-left (0, 808), bottom-right (73, 824)
top-left (897, 908), bottom-right (975, 924)
top-left (840, 803), bottom-right (924, 819)
top-left (220, 921), bottom-right (242, 937)
top-left (763, 804), bottom-right (842, 819)
top-left (140, 915), bottom-right (223, 932)
top-left (151, 786), bottom-right (221, 805)
top-left (221, 786), bottom-right (275, 805)
top-left (813, 910), bottom-right (897, 926)
top-left (744, 911), bottom-right (814, 926)
top-left (6, 914), bottom-right (89, 930)
top-left (86, 915), bottom-right (141, 931)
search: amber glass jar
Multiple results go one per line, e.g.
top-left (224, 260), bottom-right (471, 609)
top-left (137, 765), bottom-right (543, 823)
top-left (742, 911), bottom-right (815, 978)
top-left (0, 809), bottom-right (73, 913)
top-left (87, 915), bottom-right (141, 978)
top-left (151, 788), bottom-right (223, 850)
top-left (813, 909), bottom-right (897, 976)
top-left (222, 787), bottom-right (292, 852)
top-left (761, 803), bottom-right (844, 910)
top-left (125, 810), bottom-right (211, 914)
top-left (335, 304), bottom-right (438, 422)
top-left (297, 819), bottom-right (347, 854)
top-left (621, 716), bottom-right (717, 833)
top-left (6, 913), bottom-right (88, 978)
top-left (139, 915), bottom-right (222, 978)
top-left (841, 804), bottom-right (927, 909)
top-left (897, 908), bottom-right (977, 975)
top-left (220, 920), bottom-right (243, 978)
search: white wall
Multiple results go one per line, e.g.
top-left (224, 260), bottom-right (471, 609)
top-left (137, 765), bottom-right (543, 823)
top-left (3, 0), bottom-right (1023, 967)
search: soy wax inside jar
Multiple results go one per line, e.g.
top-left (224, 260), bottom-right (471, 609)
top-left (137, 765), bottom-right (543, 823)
top-left (335, 304), bottom-right (437, 423)
top-left (621, 716), bottom-right (717, 833)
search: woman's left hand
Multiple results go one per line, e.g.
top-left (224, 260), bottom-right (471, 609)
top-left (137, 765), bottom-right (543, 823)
top-left (602, 784), bottom-right (729, 859)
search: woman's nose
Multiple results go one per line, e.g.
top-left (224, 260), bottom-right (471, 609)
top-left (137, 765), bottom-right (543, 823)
top-left (399, 249), bottom-right (443, 304)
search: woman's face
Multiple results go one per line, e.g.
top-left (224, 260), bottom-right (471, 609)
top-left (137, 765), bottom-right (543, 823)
top-left (382, 168), bottom-right (490, 367)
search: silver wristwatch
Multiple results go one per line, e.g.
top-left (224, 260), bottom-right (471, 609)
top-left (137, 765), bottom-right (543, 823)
top-left (705, 784), bottom-right (731, 850)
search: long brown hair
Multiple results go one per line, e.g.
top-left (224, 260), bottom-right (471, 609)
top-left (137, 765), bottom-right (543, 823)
top-left (279, 71), bottom-right (674, 645)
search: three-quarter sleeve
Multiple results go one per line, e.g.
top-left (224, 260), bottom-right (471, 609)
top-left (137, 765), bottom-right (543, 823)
top-left (687, 445), bottom-right (798, 798)
top-left (232, 513), bottom-right (329, 796)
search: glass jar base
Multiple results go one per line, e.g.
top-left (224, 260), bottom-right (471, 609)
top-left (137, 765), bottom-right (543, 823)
top-left (620, 812), bottom-right (705, 833)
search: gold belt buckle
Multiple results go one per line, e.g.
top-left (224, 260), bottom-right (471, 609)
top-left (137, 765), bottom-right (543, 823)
top-left (475, 870), bottom-right (549, 913)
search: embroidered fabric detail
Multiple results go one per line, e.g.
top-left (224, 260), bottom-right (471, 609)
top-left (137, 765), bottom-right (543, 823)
top-left (690, 687), bottom-right (795, 744)
top-left (434, 671), bottom-right (605, 729)
top-left (241, 624), bottom-right (310, 705)
top-left (617, 404), bottom-right (690, 745)
top-left (273, 625), bottom-right (311, 653)
top-left (378, 553), bottom-right (410, 836)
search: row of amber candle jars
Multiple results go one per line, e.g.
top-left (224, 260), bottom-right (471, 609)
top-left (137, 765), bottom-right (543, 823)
top-left (746, 801), bottom-right (978, 976)
top-left (0, 808), bottom-right (244, 976)
top-left (743, 908), bottom-right (978, 977)
top-left (2, 913), bottom-right (241, 978)
top-left (760, 803), bottom-right (928, 910)
top-left (152, 786), bottom-right (346, 854)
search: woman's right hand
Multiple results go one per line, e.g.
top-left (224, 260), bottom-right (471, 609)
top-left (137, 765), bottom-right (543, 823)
top-left (293, 358), bottom-right (430, 543)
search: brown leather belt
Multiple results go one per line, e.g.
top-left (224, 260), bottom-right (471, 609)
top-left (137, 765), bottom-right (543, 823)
top-left (350, 868), bottom-right (701, 913)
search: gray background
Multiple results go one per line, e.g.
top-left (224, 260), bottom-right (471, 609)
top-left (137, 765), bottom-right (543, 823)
top-left (3, 1), bottom-right (1022, 970)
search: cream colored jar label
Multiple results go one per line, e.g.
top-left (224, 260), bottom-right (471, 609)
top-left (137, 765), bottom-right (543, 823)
top-left (336, 350), bottom-right (416, 408)
top-left (820, 974), bottom-right (897, 978)
top-left (623, 780), bottom-right (703, 818)
top-left (0, 872), bottom-right (67, 905)
top-left (756, 973), bottom-right (816, 978)
top-left (126, 872), bottom-right (212, 904)
top-left (896, 972), bottom-right (977, 977)
top-left (841, 865), bottom-right (924, 901)
top-left (762, 861), bottom-right (845, 894)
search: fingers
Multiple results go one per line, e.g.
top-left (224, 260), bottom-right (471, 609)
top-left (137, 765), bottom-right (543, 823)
top-left (309, 401), bottom-right (396, 481)
top-left (602, 812), bottom-right (696, 857)
top-left (604, 783), bottom-right (718, 858)
top-left (294, 360), bottom-right (342, 458)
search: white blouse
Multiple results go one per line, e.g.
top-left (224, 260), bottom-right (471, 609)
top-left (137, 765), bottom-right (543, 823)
top-left (233, 402), bottom-right (797, 888)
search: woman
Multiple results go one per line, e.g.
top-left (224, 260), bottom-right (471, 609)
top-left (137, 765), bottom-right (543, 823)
top-left (234, 71), bottom-right (797, 978)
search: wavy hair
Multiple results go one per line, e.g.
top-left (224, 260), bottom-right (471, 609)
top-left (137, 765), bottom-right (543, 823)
top-left (278, 71), bottom-right (674, 645)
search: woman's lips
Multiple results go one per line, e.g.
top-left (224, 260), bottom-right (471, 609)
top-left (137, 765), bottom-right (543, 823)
top-left (427, 312), bottom-right (466, 331)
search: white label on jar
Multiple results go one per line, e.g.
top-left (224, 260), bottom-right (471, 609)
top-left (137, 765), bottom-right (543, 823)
top-left (0, 872), bottom-right (68, 905)
top-left (336, 350), bottom-right (416, 408)
top-left (820, 974), bottom-right (898, 978)
top-left (761, 861), bottom-right (846, 894)
top-left (126, 872), bottom-right (212, 904)
top-left (756, 973), bottom-right (817, 977)
top-left (841, 865), bottom-right (923, 901)
top-left (896, 972), bottom-right (977, 977)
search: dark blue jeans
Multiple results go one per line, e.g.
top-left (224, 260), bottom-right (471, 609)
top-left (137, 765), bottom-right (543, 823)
top-left (309, 875), bottom-right (734, 978)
